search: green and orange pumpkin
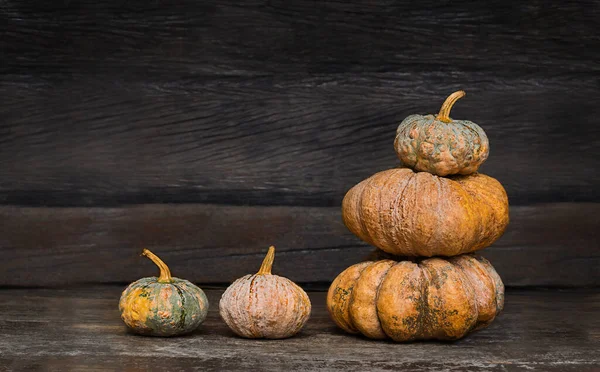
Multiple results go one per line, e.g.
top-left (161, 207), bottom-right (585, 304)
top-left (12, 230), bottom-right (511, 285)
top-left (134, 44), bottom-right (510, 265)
top-left (327, 254), bottom-right (504, 342)
top-left (119, 249), bottom-right (209, 337)
top-left (394, 90), bottom-right (489, 176)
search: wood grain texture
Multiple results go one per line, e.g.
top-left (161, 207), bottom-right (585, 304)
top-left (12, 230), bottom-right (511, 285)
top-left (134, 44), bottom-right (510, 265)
top-left (0, 203), bottom-right (597, 287)
top-left (0, 287), bottom-right (598, 371)
top-left (2, 0), bottom-right (598, 76)
top-left (1, 73), bottom-right (598, 206)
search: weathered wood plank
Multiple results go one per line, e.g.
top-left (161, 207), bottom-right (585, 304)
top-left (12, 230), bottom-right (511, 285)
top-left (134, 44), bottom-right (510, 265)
top-left (0, 203), bottom-right (597, 287)
top-left (2, 0), bottom-right (598, 76)
top-left (1, 74), bottom-right (598, 206)
top-left (0, 287), bottom-right (598, 371)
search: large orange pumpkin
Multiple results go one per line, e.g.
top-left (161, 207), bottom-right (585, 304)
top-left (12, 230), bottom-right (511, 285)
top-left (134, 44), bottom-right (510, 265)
top-left (327, 254), bottom-right (504, 342)
top-left (342, 167), bottom-right (509, 257)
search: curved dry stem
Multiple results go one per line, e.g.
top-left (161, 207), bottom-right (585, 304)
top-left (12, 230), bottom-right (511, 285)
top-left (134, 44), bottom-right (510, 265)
top-left (257, 246), bottom-right (276, 275)
top-left (436, 90), bottom-right (466, 123)
top-left (142, 248), bottom-right (173, 283)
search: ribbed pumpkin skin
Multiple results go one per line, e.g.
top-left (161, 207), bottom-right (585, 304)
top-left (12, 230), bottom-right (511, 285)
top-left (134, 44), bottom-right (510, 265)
top-left (342, 167), bottom-right (509, 257)
top-left (219, 274), bottom-right (311, 339)
top-left (119, 277), bottom-right (209, 337)
top-left (394, 114), bottom-right (489, 176)
top-left (327, 254), bottom-right (504, 342)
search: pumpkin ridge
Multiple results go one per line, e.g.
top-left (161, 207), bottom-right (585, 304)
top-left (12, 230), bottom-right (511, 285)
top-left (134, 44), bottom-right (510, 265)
top-left (469, 177), bottom-right (491, 252)
top-left (380, 171), bottom-right (392, 250)
top-left (416, 262), bottom-right (431, 339)
top-left (221, 277), bottom-right (239, 335)
top-left (447, 124), bottom-right (459, 164)
top-left (419, 259), bottom-right (456, 339)
top-left (468, 255), bottom-right (500, 326)
top-left (461, 124), bottom-right (479, 171)
top-left (220, 275), bottom-right (251, 337)
top-left (145, 284), bottom-right (164, 333)
top-left (378, 261), bottom-right (424, 341)
top-left (372, 261), bottom-right (395, 339)
top-left (465, 121), bottom-right (488, 161)
top-left (289, 281), bottom-right (311, 335)
top-left (404, 171), bottom-right (419, 256)
top-left (289, 283), bottom-right (304, 335)
top-left (354, 178), bottom-right (375, 247)
top-left (408, 119), bottom-right (420, 168)
top-left (379, 169), bottom-right (404, 252)
top-left (344, 264), bottom-right (370, 333)
top-left (452, 255), bottom-right (496, 329)
top-left (172, 283), bottom-right (187, 331)
top-left (327, 262), bottom-right (372, 334)
top-left (454, 174), bottom-right (487, 254)
top-left (456, 267), bottom-right (480, 338)
top-left (360, 173), bottom-right (387, 248)
top-left (450, 124), bottom-right (466, 171)
top-left (349, 260), bottom-right (393, 339)
top-left (423, 176), bottom-right (445, 251)
top-left (462, 121), bottom-right (480, 153)
top-left (247, 274), bottom-right (260, 338)
top-left (392, 169), bottom-right (416, 255)
top-left (456, 174), bottom-right (507, 250)
top-left (483, 257), bottom-right (504, 313)
top-left (459, 259), bottom-right (482, 335)
top-left (454, 179), bottom-right (481, 256)
top-left (419, 118), bottom-right (436, 172)
top-left (376, 173), bottom-right (388, 251)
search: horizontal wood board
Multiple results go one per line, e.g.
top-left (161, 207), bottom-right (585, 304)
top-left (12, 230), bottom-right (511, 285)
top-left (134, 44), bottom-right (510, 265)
top-left (2, 0), bottom-right (598, 76)
top-left (2, 0), bottom-right (599, 289)
top-left (2, 0), bottom-right (599, 207)
top-left (1, 203), bottom-right (597, 287)
top-left (1, 74), bottom-right (599, 207)
top-left (1, 287), bottom-right (599, 371)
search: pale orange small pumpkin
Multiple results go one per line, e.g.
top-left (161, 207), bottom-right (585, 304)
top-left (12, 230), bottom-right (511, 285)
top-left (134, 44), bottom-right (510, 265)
top-left (342, 167), bottom-right (509, 257)
top-left (327, 254), bottom-right (504, 342)
top-left (219, 246), bottom-right (311, 339)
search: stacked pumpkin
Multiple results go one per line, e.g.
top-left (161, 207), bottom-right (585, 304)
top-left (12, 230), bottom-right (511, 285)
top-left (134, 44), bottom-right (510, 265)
top-left (327, 91), bottom-right (509, 342)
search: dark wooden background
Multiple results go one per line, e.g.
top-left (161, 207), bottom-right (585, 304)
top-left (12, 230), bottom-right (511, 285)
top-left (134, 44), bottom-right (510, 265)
top-left (1, 0), bottom-right (598, 287)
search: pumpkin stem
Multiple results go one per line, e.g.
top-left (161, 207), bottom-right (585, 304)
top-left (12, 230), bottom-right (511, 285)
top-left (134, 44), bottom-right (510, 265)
top-left (142, 248), bottom-right (173, 283)
top-left (257, 246), bottom-right (276, 275)
top-left (436, 90), bottom-right (466, 123)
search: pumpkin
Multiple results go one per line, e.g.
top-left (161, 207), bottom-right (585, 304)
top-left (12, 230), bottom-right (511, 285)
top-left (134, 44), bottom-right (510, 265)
top-left (327, 254), bottom-right (504, 341)
top-left (394, 90), bottom-right (489, 176)
top-left (342, 167), bottom-right (508, 257)
top-left (119, 249), bottom-right (209, 337)
top-left (219, 246), bottom-right (311, 339)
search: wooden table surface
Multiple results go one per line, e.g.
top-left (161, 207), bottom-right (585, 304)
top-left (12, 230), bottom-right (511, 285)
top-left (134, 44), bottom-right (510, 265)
top-left (0, 287), bottom-right (598, 371)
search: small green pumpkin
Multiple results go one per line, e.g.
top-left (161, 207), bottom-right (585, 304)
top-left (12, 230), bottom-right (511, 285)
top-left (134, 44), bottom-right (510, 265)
top-left (119, 249), bottom-right (209, 337)
top-left (394, 91), bottom-right (489, 176)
